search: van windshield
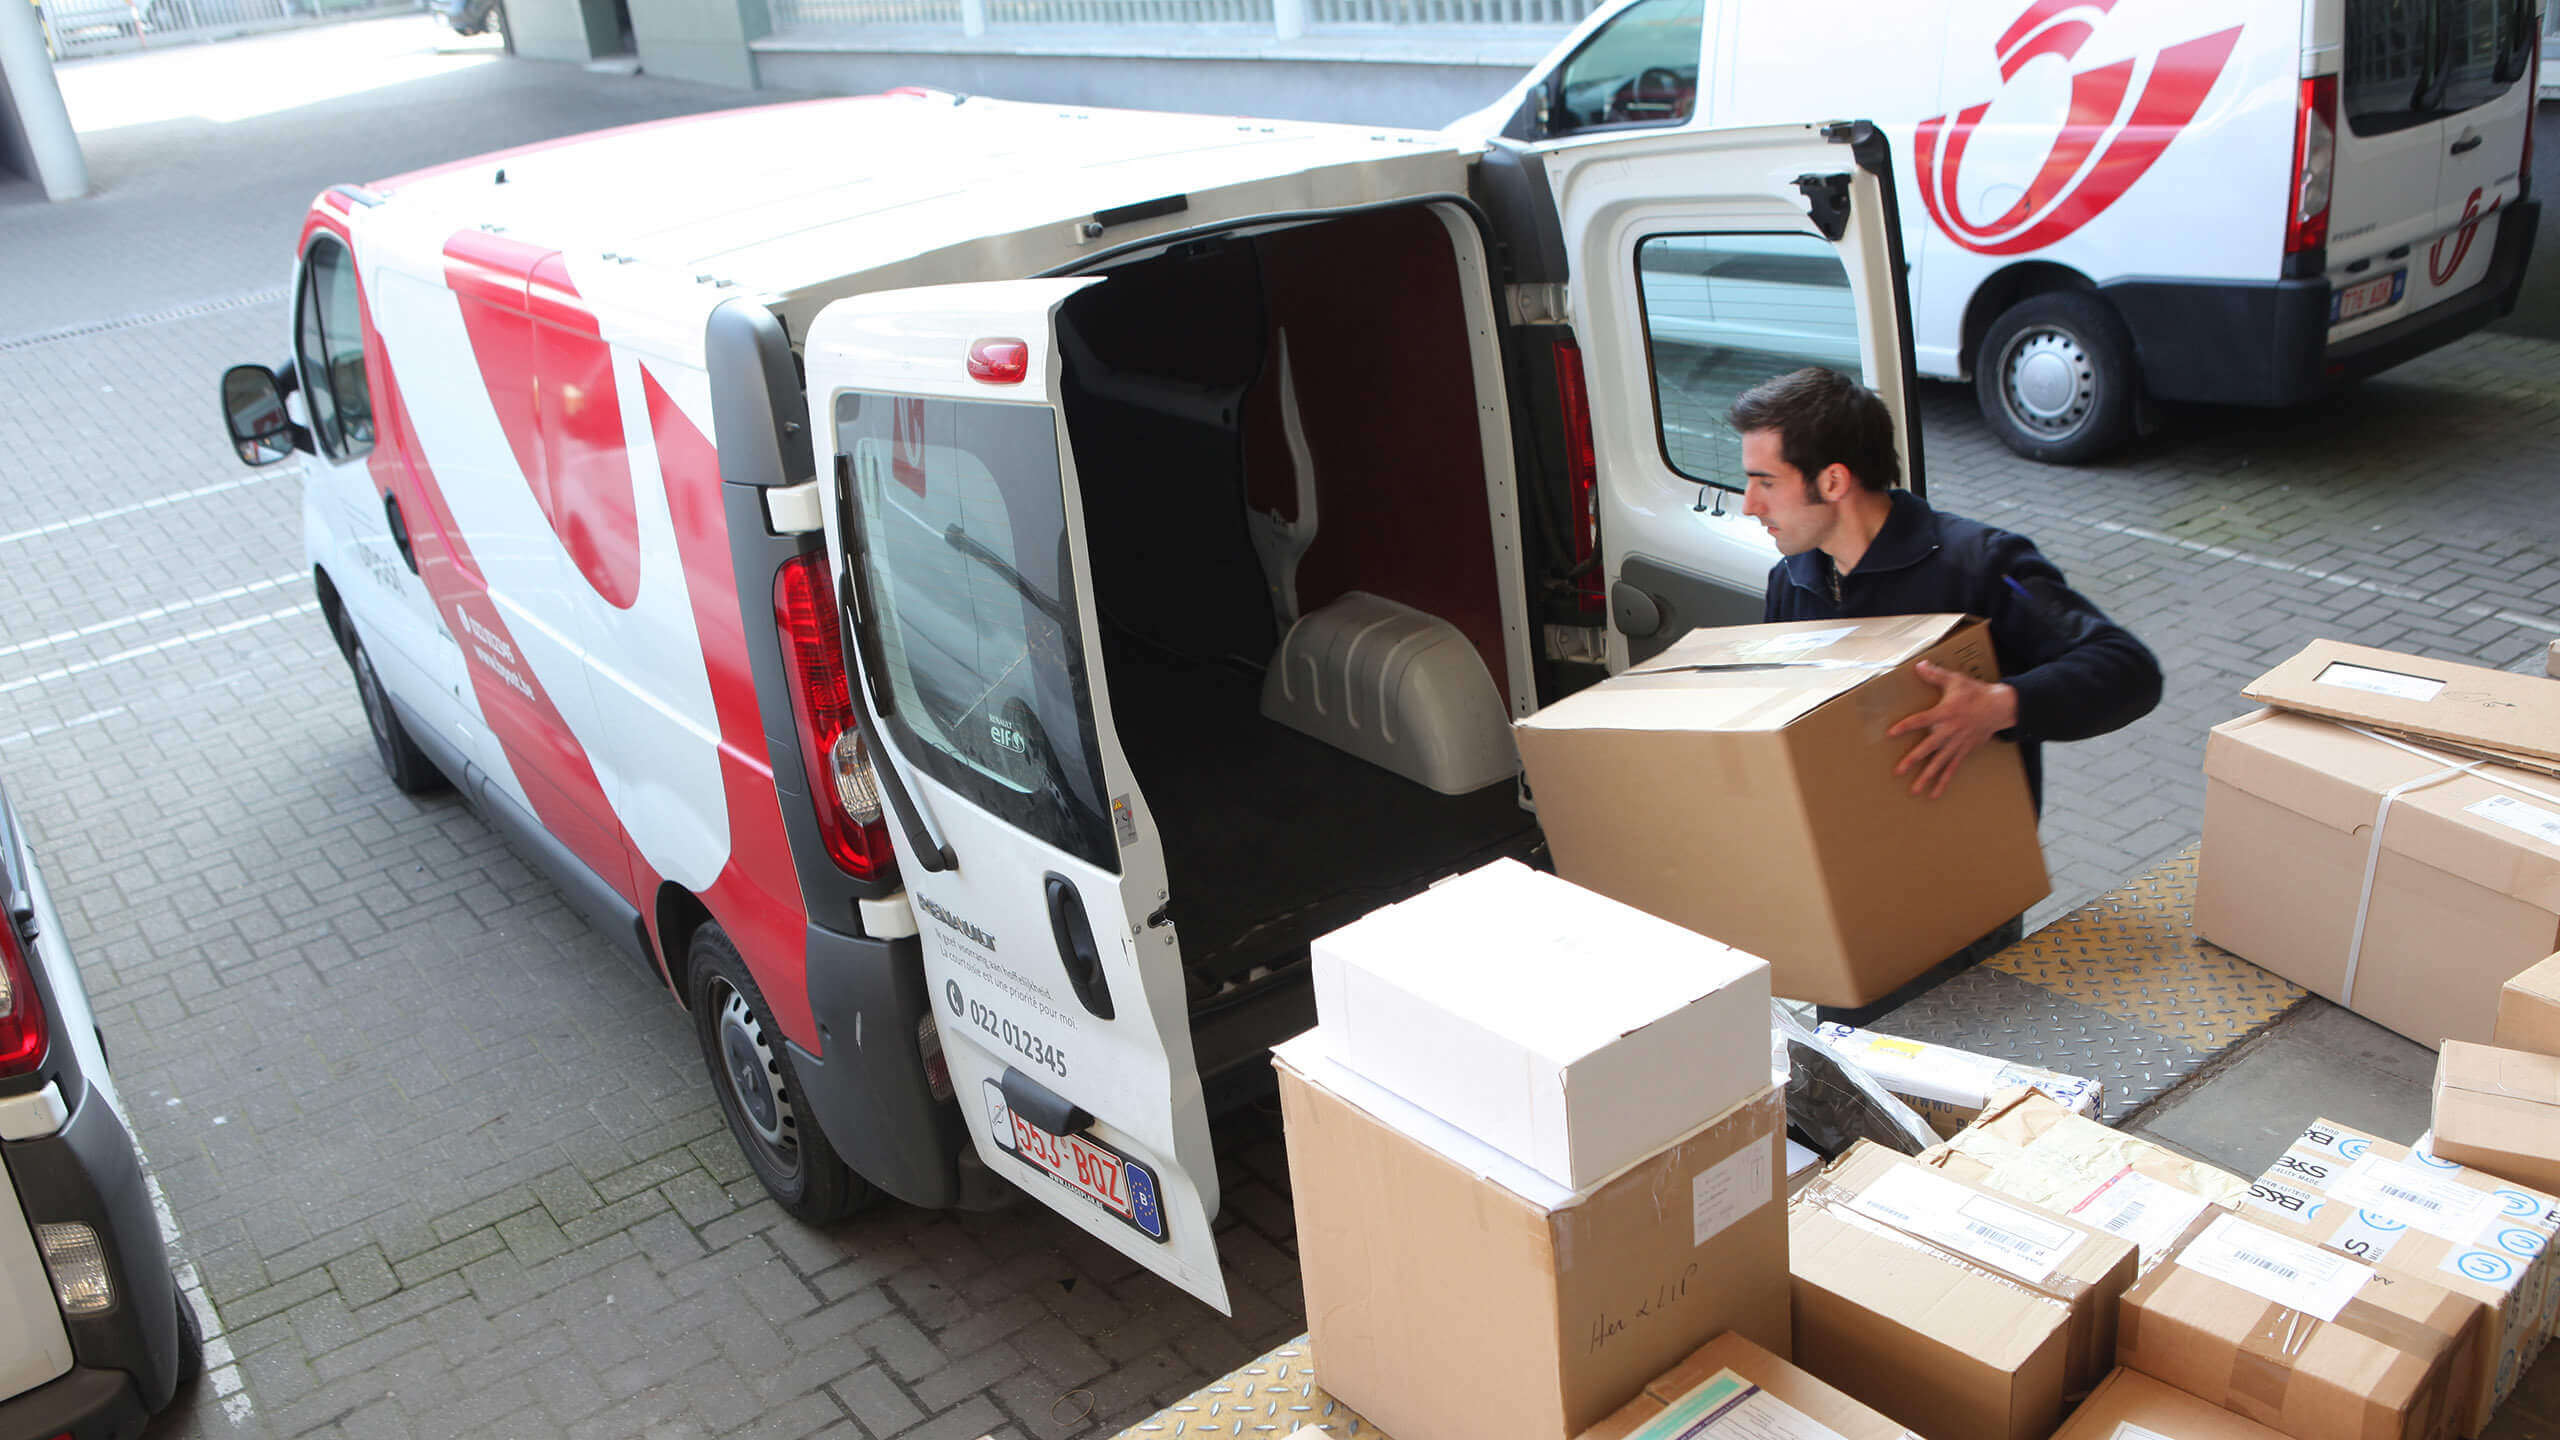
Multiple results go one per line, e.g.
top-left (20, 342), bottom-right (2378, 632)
top-left (836, 392), bottom-right (1119, 872)
top-left (2344, 0), bottom-right (2531, 136)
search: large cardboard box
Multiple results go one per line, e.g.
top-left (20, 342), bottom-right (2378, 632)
top-left (2118, 1209), bottom-right (2470, 1440)
top-left (1513, 615), bottom-right (2048, 1007)
top-left (2434, 1042), bottom-right (2560, 1197)
top-left (2196, 707), bottom-right (2560, 1048)
top-left (2241, 1116), bottom-right (2560, 1438)
top-left (2493, 953), bottom-right (2560, 1056)
top-left (1277, 1033), bottom-right (1789, 1440)
top-left (1577, 1332), bottom-right (1915, 1440)
top-left (2051, 1368), bottom-right (2293, 1440)
top-left (1310, 858), bottom-right (1770, 1189)
top-left (1920, 1088), bottom-right (2250, 1272)
top-left (1814, 1023), bottom-right (2100, 1138)
top-left (2243, 640), bottom-right (2560, 777)
top-left (1789, 1141), bottom-right (2137, 1440)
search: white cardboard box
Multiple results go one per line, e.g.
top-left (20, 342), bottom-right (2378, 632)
top-left (1310, 858), bottom-right (1771, 1189)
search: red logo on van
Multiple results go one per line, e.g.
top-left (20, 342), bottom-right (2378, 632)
top-left (2428, 188), bottom-right (2500, 286)
top-left (1917, 1), bottom-right (2243, 255)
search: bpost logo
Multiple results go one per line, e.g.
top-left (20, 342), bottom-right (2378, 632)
top-left (918, 896), bottom-right (996, 950)
top-left (1917, 0), bottom-right (2243, 255)
top-left (2429, 187), bottom-right (2501, 286)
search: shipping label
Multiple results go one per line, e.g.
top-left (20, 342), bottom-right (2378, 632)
top-left (2330, 1155), bottom-right (2497, 1242)
top-left (2315, 662), bottom-right (2447, 702)
top-left (2468, 795), bottom-right (2560, 850)
top-left (2176, 1214), bottom-right (2372, 1322)
top-left (2292, 1120), bottom-right (2371, 1166)
top-left (2241, 1174), bottom-right (2331, 1227)
top-left (1847, 1166), bottom-right (2082, 1286)
top-left (2067, 1170), bottom-right (2210, 1269)
top-left (1694, 1140), bottom-right (1774, 1248)
top-left (2108, 1426), bottom-right (2174, 1440)
top-left (1738, 626), bottom-right (1857, 658)
top-left (2328, 1208), bottom-right (2410, 1265)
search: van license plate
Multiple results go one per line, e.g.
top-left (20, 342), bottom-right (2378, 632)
top-left (1000, 1104), bottom-right (1167, 1243)
top-left (2332, 270), bottom-right (2405, 323)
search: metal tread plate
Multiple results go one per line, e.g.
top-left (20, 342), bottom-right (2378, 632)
top-left (1116, 1340), bottom-right (1386, 1438)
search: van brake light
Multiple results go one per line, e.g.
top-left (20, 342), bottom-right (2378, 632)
top-left (0, 910), bottom-right (49, 1078)
top-left (1551, 339), bottom-right (1604, 618)
top-left (776, 553), bottom-right (896, 882)
top-left (2288, 75), bottom-right (2339, 256)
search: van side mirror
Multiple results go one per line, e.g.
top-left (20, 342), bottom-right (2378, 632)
top-left (221, 362), bottom-right (305, 467)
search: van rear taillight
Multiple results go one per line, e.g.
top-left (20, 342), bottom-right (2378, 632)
top-left (775, 553), bottom-right (896, 883)
top-left (0, 912), bottom-right (49, 1078)
top-left (1552, 339), bottom-right (1604, 617)
top-left (2288, 75), bottom-right (2339, 256)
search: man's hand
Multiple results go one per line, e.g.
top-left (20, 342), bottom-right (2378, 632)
top-left (1887, 661), bottom-right (2019, 799)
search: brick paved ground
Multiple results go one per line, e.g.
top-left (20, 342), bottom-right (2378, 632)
top-left (5, 20), bottom-right (2560, 1439)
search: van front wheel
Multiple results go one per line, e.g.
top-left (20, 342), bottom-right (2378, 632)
top-left (688, 924), bottom-right (869, 1223)
top-left (341, 620), bottom-right (447, 796)
top-left (1975, 291), bottom-right (2138, 464)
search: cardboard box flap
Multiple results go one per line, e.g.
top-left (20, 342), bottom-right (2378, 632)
top-left (2383, 772), bottom-right (2560, 910)
top-left (2438, 1040), bottom-right (2560, 1107)
top-left (1629, 614), bottom-right (1967, 675)
top-left (2245, 639), bottom-right (2560, 768)
top-left (2203, 709), bottom-right (2448, 837)
top-left (1523, 614), bottom-right (1979, 737)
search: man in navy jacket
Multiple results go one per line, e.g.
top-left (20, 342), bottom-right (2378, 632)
top-left (1736, 369), bottom-right (2160, 1021)
top-left (1739, 367), bottom-right (2161, 815)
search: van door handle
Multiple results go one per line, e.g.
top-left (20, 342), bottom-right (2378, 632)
top-left (2450, 135), bottom-right (2484, 155)
top-left (1044, 874), bottom-right (1116, 1020)
top-left (382, 493), bottom-right (419, 574)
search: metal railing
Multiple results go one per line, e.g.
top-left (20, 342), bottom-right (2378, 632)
top-left (37, 0), bottom-right (414, 59)
top-left (771, 0), bottom-right (1582, 35)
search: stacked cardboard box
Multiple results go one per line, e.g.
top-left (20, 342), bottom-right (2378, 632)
top-left (1281, 860), bottom-right (1782, 1440)
top-left (1920, 1088), bottom-right (2250, 1271)
top-left (1814, 1023), bottom-right (2100, 1138)
top-left (2242, 1116), bottom-right (2560, 1436)
top-left (2198, 642), bottom-right (2560, 1047)
top-left (1577, 1332), bottom-right (1914, 1440)
top-left (1788, 1141), bottom-right (2136, 1440)
top-left (2051, 1368), bottom-right (2295, 1440)
top-left (1515, 615), bottom-right (2047, 1007)
top-left (2494, 953), bottom-right (2560, 1053)
top-left (2118, 1208), bottom-right (2471, 1440)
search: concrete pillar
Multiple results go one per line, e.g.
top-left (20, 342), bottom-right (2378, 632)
top-left (506, 0), bottom-right (623, 62)
top-left (0, 0), bottom-right (89, 200)
top-left (628, 0), bottom-right (759, 88)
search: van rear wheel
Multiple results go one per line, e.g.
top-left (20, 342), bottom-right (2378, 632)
top-left (688, 924), bottom-right (869, 1223)
top-left (340, 619), bottom-right (447, 796)
top-left (1975, 291), bottom-right (2138, 464)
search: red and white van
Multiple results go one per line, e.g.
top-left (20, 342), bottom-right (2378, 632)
top-left (221, 94), bottom-right (1927, 1309)
top-left (1461, 0), bottom-right (2545, 461)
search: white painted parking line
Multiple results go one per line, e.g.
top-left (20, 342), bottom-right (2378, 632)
top-left (0, 707), bottom-right (129, 749)
top-left (0, 472), bottom-right (288, 547)
top-left (0, 574), bottom-right (303, 660)
top-left (2089, 518), bottom-right (2560, 638)
top-left (0, 603), bottom-right (318, 697)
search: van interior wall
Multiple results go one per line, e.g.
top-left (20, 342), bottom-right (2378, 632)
top-left (1060, 208), bottom-right (1531, 1007)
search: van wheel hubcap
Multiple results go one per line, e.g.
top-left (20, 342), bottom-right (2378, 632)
top-left (2001, 329), bottom-right (2095, 436)
top-left (713, 980), bottom-right (797, 1167)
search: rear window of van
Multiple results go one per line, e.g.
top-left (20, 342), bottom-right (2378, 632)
top-left (2344, 0), bottom-right (2532, 136)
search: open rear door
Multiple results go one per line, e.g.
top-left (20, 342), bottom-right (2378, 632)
top-left (1537, 119), bottom-right (1923, 668)
top-left (805, 280), bottom-right (1229, 1312)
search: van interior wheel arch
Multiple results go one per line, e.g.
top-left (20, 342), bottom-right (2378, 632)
top-left (1959, 261), bottom-right (2097, 380)
top-left (653, 882), bottom-right (715, 1005)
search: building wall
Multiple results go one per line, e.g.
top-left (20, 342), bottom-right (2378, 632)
top-left (508, 0), bottom-right (624, 62)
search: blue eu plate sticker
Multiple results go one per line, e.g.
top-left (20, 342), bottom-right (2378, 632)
top-left (1126, 1161), bottom-right (1165, 1242)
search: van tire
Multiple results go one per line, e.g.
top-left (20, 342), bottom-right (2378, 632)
top-left (170, 1284), bottom-right (203, 1395)
top-left (688, 925), bottom-right (870, 1224)
top-left (1974, 291), bottom-right (2138, 464)
top-left (342, 621), bottom-right (448, 796)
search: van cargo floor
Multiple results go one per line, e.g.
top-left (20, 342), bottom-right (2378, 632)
top-left (1100, 640), bottom-right (1538, 1002)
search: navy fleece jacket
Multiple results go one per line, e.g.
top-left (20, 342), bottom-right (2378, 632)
top-left (1762, 489), bottom-right (2162, 812)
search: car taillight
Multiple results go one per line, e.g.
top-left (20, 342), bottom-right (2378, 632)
top-left (775, 553), bottom-right (896, 882)
top-left (2288, 74), bottom-right (2339, 256)
top-left (0, 914), bottom-right (49, 1078)
top-left (917, 1013), bottom-right (953, 1102)
top-left (1552, 339), bottom-right (1603, 617)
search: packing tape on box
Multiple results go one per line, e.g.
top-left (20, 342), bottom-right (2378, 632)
top-left (1798, 1174), bottom-right (2091, 1307)
top-left (2338, 723), bottom-right (2560, 1008)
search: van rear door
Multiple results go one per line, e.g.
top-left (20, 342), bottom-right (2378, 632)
top-left (804, 280), bottom-right (1230, 1313)
top-left (1529, 119), bottom-right (1923, 667)
top-left (2423, 0), bottom-right (2535, 295)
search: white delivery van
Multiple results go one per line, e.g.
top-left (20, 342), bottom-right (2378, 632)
top-left (219, 93), bottom-right (1924, 1310)
top-left (1461, 0), bottom-right (2544, 461)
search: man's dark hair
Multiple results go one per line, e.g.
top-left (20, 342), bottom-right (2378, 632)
top-left (1726, 367), bottom-right (1898, 496)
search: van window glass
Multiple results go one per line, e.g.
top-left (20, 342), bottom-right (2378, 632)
top-left (1548, 0), bottom-right (1702, 136)
top-left (1635, 232), bottom-right (1861, 487)
top-left (2344, 0), bottom-right (2437, 134)
top-left (2438, 0), bottom-right (2529, 114)
top-left (835, 393), bottom-right (1118, 873)
top-left (296, 239), bottom-right (374, 461)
